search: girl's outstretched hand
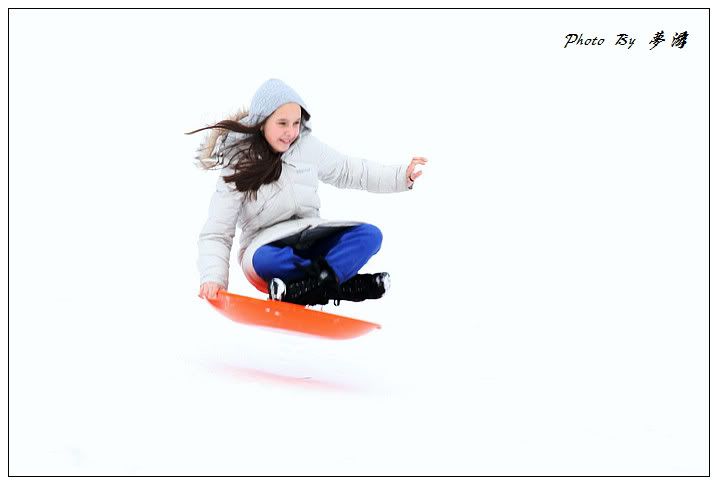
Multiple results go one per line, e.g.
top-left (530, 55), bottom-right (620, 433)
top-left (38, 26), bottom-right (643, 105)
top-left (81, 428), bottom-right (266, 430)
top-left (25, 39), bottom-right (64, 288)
top-left (198, 282), bottom-right (224, 300)
top-left (407, 157), bottom-right (427, 188)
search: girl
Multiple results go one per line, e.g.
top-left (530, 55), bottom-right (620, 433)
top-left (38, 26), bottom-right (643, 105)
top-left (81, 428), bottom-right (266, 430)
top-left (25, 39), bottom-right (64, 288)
top-left (189, 79), bottom-right (426, 307)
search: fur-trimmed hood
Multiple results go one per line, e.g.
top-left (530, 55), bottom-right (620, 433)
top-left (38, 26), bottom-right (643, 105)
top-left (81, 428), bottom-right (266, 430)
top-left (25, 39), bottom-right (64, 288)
top-left (194, 109), bottom-right (249, 168)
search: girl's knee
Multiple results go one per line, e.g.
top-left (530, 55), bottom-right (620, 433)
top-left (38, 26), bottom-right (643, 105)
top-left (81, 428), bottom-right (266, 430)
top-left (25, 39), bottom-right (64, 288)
top-left (357, 223), bottom-right (382, 251)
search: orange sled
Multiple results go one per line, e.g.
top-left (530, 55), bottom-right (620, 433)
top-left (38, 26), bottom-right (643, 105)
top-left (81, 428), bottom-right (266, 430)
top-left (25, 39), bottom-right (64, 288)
top-left (207, 290), bottom-right (381, 340)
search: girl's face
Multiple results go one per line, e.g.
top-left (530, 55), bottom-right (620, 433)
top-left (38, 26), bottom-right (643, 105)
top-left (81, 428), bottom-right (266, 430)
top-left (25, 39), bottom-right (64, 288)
top-left (262, 103), bottom-right (302, 153)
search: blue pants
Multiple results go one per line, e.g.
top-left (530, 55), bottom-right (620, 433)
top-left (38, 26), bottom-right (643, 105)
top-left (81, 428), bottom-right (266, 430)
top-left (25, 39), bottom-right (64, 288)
top-left (252, 224), bottom-right (383, 285)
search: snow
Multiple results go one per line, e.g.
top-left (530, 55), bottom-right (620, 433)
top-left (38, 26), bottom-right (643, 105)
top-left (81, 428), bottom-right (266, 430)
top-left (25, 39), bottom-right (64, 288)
top-left (7, 8), bottom-right (709, 477)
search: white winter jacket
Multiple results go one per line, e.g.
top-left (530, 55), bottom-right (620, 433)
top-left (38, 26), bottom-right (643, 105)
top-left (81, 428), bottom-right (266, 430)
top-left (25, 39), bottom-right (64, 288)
top-left (198, 125), bottom-right (411, 293)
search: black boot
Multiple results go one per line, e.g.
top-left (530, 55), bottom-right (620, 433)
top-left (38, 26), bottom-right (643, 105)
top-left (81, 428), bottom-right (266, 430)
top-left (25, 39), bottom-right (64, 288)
top-left (268, 258), bottom-right (339, 306)
top-left (328, 272), bottom-right (391, 305)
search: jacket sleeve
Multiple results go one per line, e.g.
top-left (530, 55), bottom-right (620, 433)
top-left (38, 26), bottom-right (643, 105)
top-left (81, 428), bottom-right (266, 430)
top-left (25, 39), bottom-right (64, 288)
top-left (197, 167), bottom-right (242, 288)
top-left (307, 134), bottom-right (411, 193)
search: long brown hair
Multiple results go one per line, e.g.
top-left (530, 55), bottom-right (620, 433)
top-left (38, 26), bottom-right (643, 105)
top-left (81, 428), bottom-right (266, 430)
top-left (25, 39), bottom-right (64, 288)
top-left (186, 108), bottom-right (311, 201)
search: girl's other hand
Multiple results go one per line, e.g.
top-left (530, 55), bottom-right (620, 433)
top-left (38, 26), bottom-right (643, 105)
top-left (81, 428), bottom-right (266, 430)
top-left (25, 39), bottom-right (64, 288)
top-left (198, 282), bottom-right (224, 300)
top-left (407, 157), bottom-right (427, 188)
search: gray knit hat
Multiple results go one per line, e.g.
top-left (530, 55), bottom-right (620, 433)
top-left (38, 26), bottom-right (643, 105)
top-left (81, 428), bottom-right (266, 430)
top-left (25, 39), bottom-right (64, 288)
top-left (244, 78), bottom-right (312, 132)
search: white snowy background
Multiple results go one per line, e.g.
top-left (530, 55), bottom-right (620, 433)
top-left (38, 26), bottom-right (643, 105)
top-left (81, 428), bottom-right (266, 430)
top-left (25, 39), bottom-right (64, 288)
top-left (8, 8), bottom-right (709, 476)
